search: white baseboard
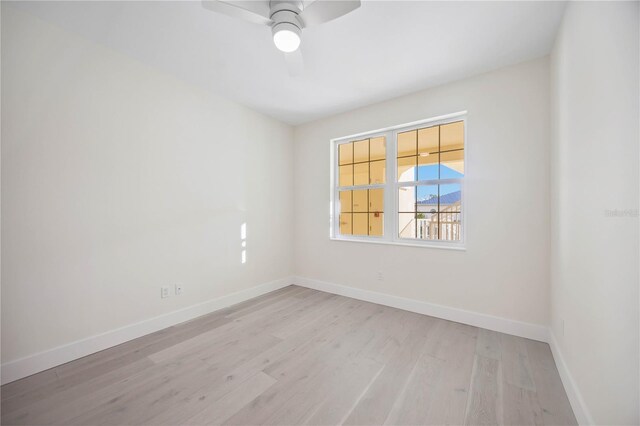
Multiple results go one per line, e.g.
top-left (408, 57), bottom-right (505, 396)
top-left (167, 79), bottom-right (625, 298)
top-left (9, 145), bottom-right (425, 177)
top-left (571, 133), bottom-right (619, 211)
top-left (294, 276), bottom-right (549, 342)
top-left (1, 276), bottom-right (295, 385)
top-left (548, 331), bottom-right (594, 425)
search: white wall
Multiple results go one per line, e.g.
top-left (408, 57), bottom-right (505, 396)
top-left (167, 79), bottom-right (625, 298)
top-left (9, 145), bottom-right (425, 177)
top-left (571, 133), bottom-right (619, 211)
top-left (293, 58), bottom-right (551, 327)
top-left (1, 6), bottom-right (294, 363)
top-left (550, 2), bottom-right (639, 425)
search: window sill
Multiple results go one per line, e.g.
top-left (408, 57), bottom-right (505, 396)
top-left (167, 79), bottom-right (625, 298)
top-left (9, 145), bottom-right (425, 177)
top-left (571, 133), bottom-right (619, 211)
top-left (329, 236), bottom-right (466, 251)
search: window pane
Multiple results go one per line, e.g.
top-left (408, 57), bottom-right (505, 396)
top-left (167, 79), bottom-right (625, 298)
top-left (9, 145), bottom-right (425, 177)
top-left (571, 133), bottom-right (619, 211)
top-left (418, 126), bottom-right (439, 154)
top-left (398, 186), bottom-right (416, 213)
top-left (370, 137), bottom-right (385, 161)
top-left (416, 210), bottom-right (439, 240)
top-left (398, 213), bottom-right (416, 239)
top-left (352, 189), bottom-right (368, 212)
top-left (439, 212), bottom-right (462, 241)
top-left (339, 213), bottom-right (352, 235)
top-left (440, 150), bottom-right (464, 178)
top-left (418, 152), bottom-right (438, 181)
top-left (439, 183), bottom-right (461, 212)
top-left (339, 142), bottom-right (353, 165)
top-left (339, 164), bottom-right (353, 187)
top-left (397, 156), bottom-right (416, 182)
top-left (353, 213), bottom-right (368, 235)
top-left (369, 212), bottom-right (383, 236)
top-left (369, 188), bottom-right (384, 212)
top-left (354, 163), bottom-right (369, 185)
top-left (397, 130), bottom-right (417, 157)
top-left (353, 139), bottom-right (369, 163)
top-left (416, 185), bottom-right (439, 211)
top-left (370, 160), bottom-right (385, 184)
top-left (339, 190), bottom-right (352, 213)
top-left (440, 121), bottom-right (464, 151)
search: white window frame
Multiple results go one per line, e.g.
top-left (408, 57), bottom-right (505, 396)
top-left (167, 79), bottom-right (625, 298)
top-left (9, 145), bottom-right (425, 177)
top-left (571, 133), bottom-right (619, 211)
top-left (329, 111), bottom-right (467, 250)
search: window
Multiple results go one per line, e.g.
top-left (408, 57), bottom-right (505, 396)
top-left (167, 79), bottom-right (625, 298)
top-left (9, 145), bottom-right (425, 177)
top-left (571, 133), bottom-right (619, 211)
top-left (331, 112), bottom-right (465, 248)
top-left (337, 137), bottom-right (386, 237)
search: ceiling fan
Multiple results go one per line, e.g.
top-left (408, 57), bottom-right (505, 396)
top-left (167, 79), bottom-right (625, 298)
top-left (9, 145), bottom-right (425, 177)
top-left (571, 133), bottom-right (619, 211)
top-left (202, 0), bottom-right (361, 75)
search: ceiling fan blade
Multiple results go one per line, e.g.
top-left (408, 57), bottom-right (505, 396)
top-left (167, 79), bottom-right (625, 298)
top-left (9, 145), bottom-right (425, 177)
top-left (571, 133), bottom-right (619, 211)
top-left (202, 0), bottom-right (272, 26)
top-left (284, 49), bottom-right (305, 77)
top-left (298, 0), bottom-right (360, 27)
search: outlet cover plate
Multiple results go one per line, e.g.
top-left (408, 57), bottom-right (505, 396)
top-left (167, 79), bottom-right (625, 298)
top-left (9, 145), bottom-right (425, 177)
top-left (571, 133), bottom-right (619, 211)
top-left (161, 286), bottom-right (170, 299)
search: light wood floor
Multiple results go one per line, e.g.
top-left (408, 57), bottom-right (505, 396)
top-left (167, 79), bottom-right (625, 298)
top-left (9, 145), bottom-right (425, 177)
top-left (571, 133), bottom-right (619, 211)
top-left (1, 285), bottom-right (577, 425)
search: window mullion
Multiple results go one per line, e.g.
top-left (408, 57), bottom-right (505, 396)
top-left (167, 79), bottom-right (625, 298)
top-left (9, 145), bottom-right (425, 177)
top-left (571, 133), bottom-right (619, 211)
top-left (385, 130), bottom-right (395, 242)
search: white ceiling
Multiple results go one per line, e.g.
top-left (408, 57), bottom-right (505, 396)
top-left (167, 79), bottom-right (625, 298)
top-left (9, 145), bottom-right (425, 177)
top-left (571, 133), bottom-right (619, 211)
top-left (10, 1), bottom-right (566, 125)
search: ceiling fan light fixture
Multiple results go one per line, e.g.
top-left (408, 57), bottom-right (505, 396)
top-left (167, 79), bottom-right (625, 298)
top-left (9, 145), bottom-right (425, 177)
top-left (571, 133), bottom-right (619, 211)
top-left (272, 22), bottom-right (301, 53)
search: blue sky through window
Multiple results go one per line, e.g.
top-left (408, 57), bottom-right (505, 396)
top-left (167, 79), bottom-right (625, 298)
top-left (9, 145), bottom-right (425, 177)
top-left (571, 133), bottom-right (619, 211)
top-left (416, 165), bottom-right (463, 200)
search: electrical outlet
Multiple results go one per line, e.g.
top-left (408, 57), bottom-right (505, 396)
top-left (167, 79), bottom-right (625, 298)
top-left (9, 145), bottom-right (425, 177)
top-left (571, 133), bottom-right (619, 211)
top-left (161, 286), bottom-right (170, 299)
top-left (377, 272), bottom-right (384, 281)
top-left (175, 284), bottom-right (183, 295)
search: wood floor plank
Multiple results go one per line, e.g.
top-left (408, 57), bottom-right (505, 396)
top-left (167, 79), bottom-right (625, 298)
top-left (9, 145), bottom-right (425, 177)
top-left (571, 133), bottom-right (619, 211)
top-left (464, 354), bottom-right (503, 426)
top-left (500, 333), bottom-right (536, 392)
top-left (225, 285), bottom-right (311, 319)
top-left (196, 298), bottom-right (372, 408)
top-left (502, 382), bottom-right (544, 426)
top-left (263, 301), bottom-right (383, 379)
top-left (148, 289), bottom-right (323, 364)
top-left (166, 296), bottom-right (367, 415)
top-left (476, 328), bottom-right (502, 361)
top-left (223, 285), bottom-right (301, 313)
top-left (1, 286), bottom-right (577, 426)
top-left (263, 357), bottom-right (382, 425)
top-left (181, 372), bottom-right (277, 425)
top-left (225, 305), bottom-right (389, 425)
top-left (302, 359), bottom-right (385, 426)
top-left (1, 357), bottom-right (156, 425)
top-left (269, 294), bottom-right (347, 340)
top-left (383, 353), bottom-right (444, 425)
top-left (136, 336), bottom-right (287, 425)
top-left (24, 330), bottom-right (276, 425)
top-left (342, 315), bottom-right (436, 425)
top-left (356, 307), bottom-right (426, 365)
top-left (73, 333), bottom-right (282, 425)
top-left (226, 287), bottom-right (317, 321)
top-left (1, 367), bottom-right (59, 403)
top-left (419, 320), bottom-right (479, 425)
top-left (222, 350), bottom-right (340, 425)
top-left (262, 305), bottom-right (407, 425)
top-left (29, 357), bottom-right (205, 425)
top-left (525, 340), bottom-right (577, 425)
